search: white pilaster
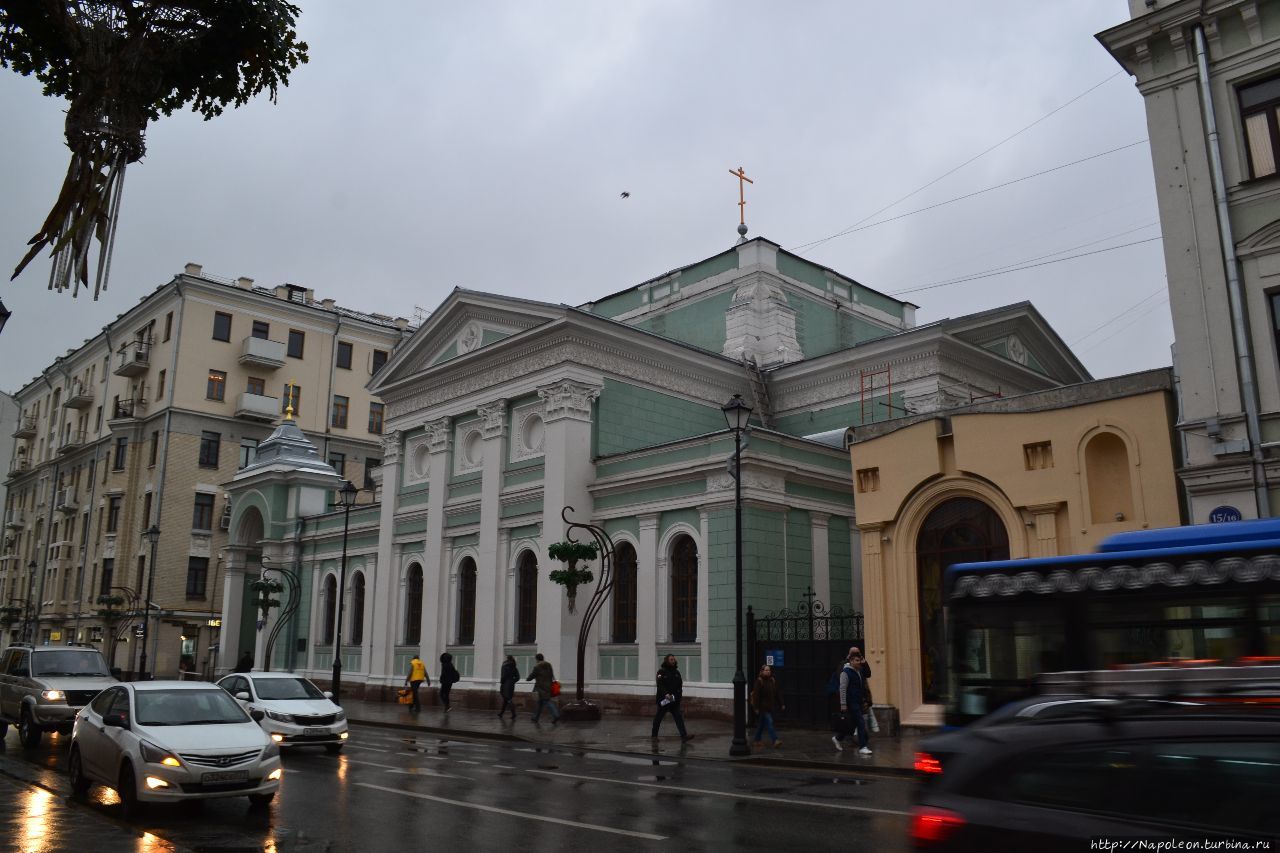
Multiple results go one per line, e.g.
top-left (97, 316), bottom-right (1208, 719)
top-left (219, 561), bottom-right (246, 677)
top-left (698, 509), bottom-right (711, 682)
top-left (370, 430), bottom-right (402, 683)
top-left (810, 512), bottom-right (831, 608)
top-left (420, 418), bottom-right (450, 664)
top-left (497, 527), bottom-right (512, 647)
top-left (637, 515), bottom-right (659, 673)
top-left (472, 399), bottom-right (507, 682)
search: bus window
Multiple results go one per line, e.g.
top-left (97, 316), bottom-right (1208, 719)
top-left (952, 604), bottom-right (1065, 719)
top-left (1263, 595), bottom-right (1280, 655)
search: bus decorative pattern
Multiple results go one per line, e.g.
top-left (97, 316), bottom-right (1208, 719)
top-left (951, 554), bottom-right (1280, 599)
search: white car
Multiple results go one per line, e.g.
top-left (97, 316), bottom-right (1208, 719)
top-left (69, 681), bottom-right (281, 817)
top-left (217, 671), bottom-right (349, 753)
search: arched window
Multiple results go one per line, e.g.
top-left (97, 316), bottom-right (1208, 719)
top-left (1085, 432), bottom-right (1135, 524)
top-left (670, 535), bottom-right (698, 643)
top-left (404, 564), bottom-right (423, 644)
top-left (916, 498), bottom-right (1009, 704)
top-left (612, 542), bottom-right (637, 643)
top-left (457, 557), bottom-right (477, 645)
top-left (350, 572), bottom-right (365, 645)
top-left (322, 574), bottom-right (337, 644)
top-left (516, 551), bottom-right (537, 644)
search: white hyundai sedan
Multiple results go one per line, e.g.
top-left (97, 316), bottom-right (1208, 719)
top-left (217, 671), bottom-right (348, 753)
top-left (69, 681), bottom-right (281, 817)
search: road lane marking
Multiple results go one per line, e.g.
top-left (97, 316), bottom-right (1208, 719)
top-left (524, 769), bottom-right (911, 816)
top-left (343, 744), bottom-right (392, 753)
top-left (355, 783), bottom-right (667, 840)
top-left (493, 764), bottom-right (516, 769)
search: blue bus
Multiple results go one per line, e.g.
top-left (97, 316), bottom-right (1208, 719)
top-left (944, 519), bottom-right (1280, 726)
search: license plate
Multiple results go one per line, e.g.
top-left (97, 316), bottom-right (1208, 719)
top-left (202, 770), bottom-right (248, 784)
top-left (303, 727), bottom-right (328, 736)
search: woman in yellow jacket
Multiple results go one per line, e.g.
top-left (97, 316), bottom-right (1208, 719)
top-left (405, 654), bottom-right (430, 712)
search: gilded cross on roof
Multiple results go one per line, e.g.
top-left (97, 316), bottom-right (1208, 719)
top-left (729, 166), bottom-right (753, 242)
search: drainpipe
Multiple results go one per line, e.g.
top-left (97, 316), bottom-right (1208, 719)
top-left (149, 279), bottom-right (185, 671)
top-left (72, 444), bottom-right (103, 640)
top-left (1194, 24), bottom-right (1271, 517)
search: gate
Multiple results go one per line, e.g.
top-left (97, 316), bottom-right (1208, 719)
top-left (746, 590), bottom-right (864, 727)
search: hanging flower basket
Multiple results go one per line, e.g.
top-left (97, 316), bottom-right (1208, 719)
top-left (548, 540), bottom-right (598, 614)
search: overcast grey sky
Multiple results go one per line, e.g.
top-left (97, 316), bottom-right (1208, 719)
top-left (0, 1), bottom-right (1168, 394)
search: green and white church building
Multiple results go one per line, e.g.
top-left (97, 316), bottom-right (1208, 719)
top-left (219, 236), bottom-right (1089, 710)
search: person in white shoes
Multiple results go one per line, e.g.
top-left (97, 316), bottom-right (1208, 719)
top-left (833, 647), bottom-right (873, 755)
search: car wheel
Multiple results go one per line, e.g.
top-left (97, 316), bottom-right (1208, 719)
top-left (324, 743), bottom-right (343, 754)
top-left (247, 791), bottom-right (275, 808)
top-left (68, 747), bottom-right (91, 796)
top-left (19, 710), bottom-right (41, 748)
top-left (117, 764), bottom-right (145, 820)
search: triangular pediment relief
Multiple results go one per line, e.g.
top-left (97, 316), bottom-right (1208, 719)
top-left (1237, 218), bottom-right (1280, 257)
top-left (372, 290), bottom-right (563, 393)
top-left (945, 304), bottom-right (1090, 384)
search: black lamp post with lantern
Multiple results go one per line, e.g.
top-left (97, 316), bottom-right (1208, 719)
top-left (722, 393), bottom-right (753, 757)
top-left (330, 480), bottom-right (359, 704)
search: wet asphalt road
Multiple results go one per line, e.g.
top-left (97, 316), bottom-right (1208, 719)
top-left (0, 725), bottom-right (914, 852)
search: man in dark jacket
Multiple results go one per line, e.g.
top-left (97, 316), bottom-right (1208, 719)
top-left (833, 646), bottom-right (871, 754)
top-left (651, 654), bottom-right (694, 740)
top-left (439, 652), bottom-right (460, 712)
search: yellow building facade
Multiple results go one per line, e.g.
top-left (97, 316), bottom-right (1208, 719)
top-left (848, 369), bottom-right (1184, 726)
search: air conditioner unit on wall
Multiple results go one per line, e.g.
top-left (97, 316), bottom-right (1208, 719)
top-left (219, 506), bottom-right (231, 531)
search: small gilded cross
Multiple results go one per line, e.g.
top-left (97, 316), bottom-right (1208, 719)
top-left (729, 166), bottom-right (753, 226)
top-left (284, 380), bottom-right (296, 421)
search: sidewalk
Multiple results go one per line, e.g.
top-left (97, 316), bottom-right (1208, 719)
top-left (342, 696), bottom-right (922, 777)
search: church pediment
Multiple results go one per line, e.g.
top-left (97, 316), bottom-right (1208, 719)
top-left (946, 304), bottom-right (1090, 384)
top-left (372, 289), bottom-right (563, 393)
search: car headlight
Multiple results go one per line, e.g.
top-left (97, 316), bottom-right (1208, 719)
top-left (139, 740), bottom-right (182, 768)
top-left (265, 710), bottom-right (294, 723)
top-left (40, 690), bottom-right (66, 701)
top-left (263, 740), bottom-right (280, 759)
top-left (334, 709), bottom-right (346, 722)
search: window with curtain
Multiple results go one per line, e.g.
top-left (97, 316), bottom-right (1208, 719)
top-left (516, 551), bottom-right (537, 644)
top-left (671, 535), bottom-right (698, 643)
top-left (612, 542), bottom-right (638, 643)
top-left (404, 564), bottom-right (423, 644)
top-left (457, 558), bottom-right (477, 645)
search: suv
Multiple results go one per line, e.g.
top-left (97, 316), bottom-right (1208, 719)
top-left (0, 644), bottom-right (118, 747)
top-left (911, 703), bottom-right (1279, 849)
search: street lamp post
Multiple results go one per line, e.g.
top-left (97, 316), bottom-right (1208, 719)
top-left (23, 560), bottom-right (36, 643)
top-left (722, 394), bottom-right (753, 757)
top-left (138, 525), bottom-right (160, 679)
top-left (330, 480), bottom-right (359, 705)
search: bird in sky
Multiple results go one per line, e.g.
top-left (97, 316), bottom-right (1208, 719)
top-left (620, 191), bottom-right (630, 199)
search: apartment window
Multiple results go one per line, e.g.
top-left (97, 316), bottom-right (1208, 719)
top-left (368, 402), bottom-right (384, 435)
top-left (287, 329), bottom-right (305, 359)
top-left (99, 558), bottom-right (114, 597)
top-left (186, 557), bottom-right (209, 598)
top-left (328, 452), bottom-right (346, 477)
top-left (251, 320), bottom-right (270, 340)
top-left (192, 493), bottom-right (215, 531)
top-left (1241, 76), bottom-right (1280, 179)
top-left (239, 438), bottom-right (259, 469)
top-left (198, 431), bottom-right (221, 468)
top-left (1270, 292), bottom-right (1280, 364)
top-left (246, 377), bottom-right (265, 396)
top-left (212, 311), bottom-right (232, 342)
top-left (331, 395), bottom-right (349, 429)
top-left (106, 496), bottom-right (121, 533)
top-left (282, 384), bottom-right (300, 414)
top-left (112, 436), bottom-right (127, 470)
top-left (336, 341), bottom-right (353, 370)
top-left (364, 458), bottom-right (380, 490)
top-left (372, 349), bottom-right (389, 374)
top-left (149, 431), bottom-right (159, 467)
top-left (142, 492), bottom-right (152, 528)
top-left (163, 311), bottom-right (173, 342)
top-left (157, 369), bottom-right (166, 400)
top-left (206, 369), bottom-right (227, 401)
top-left (95, 405), bottom-right (103, 431)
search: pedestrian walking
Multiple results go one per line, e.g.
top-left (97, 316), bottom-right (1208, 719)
top-left (750, 664), bottom-right (783, 748)
top-left (405, 653), bottom-right (430, 713)
top-left (498, 655), bottom-right (520, 719)
top-left (527, 653), bottom-right (559, 724)
top-left (832, 646), bottom-right (872, 755)
top-left (651, 654), bottom-right (694, 741)
top-left (439, 652), bottom-right (460, 712)
top-left (233, 651), bottom-right (253, 673)
top-left (859, 653), bottom-right (880, 734)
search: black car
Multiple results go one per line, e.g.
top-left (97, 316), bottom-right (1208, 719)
top-left (910, 703), bottom-right (1280, 849)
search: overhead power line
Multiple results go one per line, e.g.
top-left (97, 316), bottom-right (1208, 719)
top-left (792, 71), bottom-right (1126, 252)
top-left (1070, 284), bottom-right (1168, 346)
top-left (1078, 296), bottom-right (1171, 355)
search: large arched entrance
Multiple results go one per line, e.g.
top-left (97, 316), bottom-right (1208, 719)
top-left (916, 498), bottom-right (1008, 703)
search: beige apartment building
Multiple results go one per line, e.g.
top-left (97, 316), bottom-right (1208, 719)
top-left (1, 265), bottom-right (409, 677)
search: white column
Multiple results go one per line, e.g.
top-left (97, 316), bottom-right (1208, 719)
top-left (810, 512), bottom-right (831, 607)
top-left (504, 551), bottom-right (516, 646)
top-left (637, 514), bottom-right (659, 675)
top-left (536, 379), bottom-right (601, 684)
top-left (369, 430), bottom-right (402, 684)
top-left (698, 509), bottom-right (711, 683)
top-left (472, 399), bottom-right (507, 683)
top-left (219, 559), bottom-right (246, 678)
top-left (420, 419), bottom-right (450, 665)
top-left (496, 528), bottom-right (511, 647)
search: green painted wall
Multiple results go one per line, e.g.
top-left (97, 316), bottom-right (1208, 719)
top-left (679, 250), bottom-right (738, 288)
top-left (452, 533), bottom-right (479, 548)
top-left (481, 329), bottom-right (509, 347)
top-left (604, 517), bottom-right (638, 541)
top-left (596, 379), bottom-right (726, 456)
top-left (785, 481), bottom-right (854, 507)
top-left (772, 392), bottom-right (905, 436)
top-left (431, 342), bottom-right (458, 366)
top-left (449, 480), bottom-right (483, 499)
top-left (629, 291), bottom-right (733, 353)
top-left (660, 508), bottom-right (700, 540)
top-left (589, 288), bottom-right (645, 319)
top-left (598, 648), bottom-right (639, 680)
top-left (828, 516), bottom-right (853, 611)
top-left (502, 498), bottom-right (541, 519)
top-left (503, 466), bottom-right (544, 487)
top-left (508, 524), bottom-right (539, 541)
top-left (596, 438), bottom-right (732, 477)
top-left (446, 510), bottom-right (481, 528)
top-left (395, 518), bottom-right (428, 537)
top-left (789, 291), bottom-right (894, 358)
top-left (596, 479), bottom-right (704, 511)
top-left (981, 338), bottom-right (1046, 376)
top-left (786, 509), bottom-right (813, 606)
top-left (399, 489), bottom-right (430, 507)
top-left (776, 251), bottom-right (904, 320)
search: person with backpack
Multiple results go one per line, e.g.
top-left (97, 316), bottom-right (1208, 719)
top-left (439, 651), bottom-right (460, 712)
top-left (832, 646), bottom-right (872, 755)
top-left (526, 653), bottom-right (559, 724)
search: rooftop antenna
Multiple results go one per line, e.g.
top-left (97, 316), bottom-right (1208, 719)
top-left (412, 305), bottom-right (432, 327)
top-left (730, 166), bottom-right (753, 244)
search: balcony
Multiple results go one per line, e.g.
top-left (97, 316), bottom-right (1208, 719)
top-left (114, 339), bottom-right (152, 377)
top-left (3, 509), bottom-right (23, 530)
top-left (58, 430), bottom-right (87, 455)
top-left (63, 383), bottom-right (93, 409)
top-left (7, 458), bottom-right (30, 478)
top-left (110, 398), bottom-right (145, 421)
top-left (239, 336), bottom-right (286, 369)
top-left (235, 392), bottom-right (280, 422)
top-left (12, 416), bottom-right (37, 439)
top-left (55, 488), bottom-right (78, 513)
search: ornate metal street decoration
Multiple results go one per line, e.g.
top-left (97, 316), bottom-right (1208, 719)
top-left (0, 2), bottom-right (308, 298)
top-left (254, 558), bottom-right (300, 672)
top-left (549, 506), bottom-right (616, 720)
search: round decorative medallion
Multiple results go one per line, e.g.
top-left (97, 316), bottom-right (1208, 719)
top-left (1006, 334), bottom-right (1028, 365)
top-left (412, 444), bottom-right (430, 479)
top-left (459, 322), bottom-right (481, 353)
top-left (521, 413), bottom-right (545, 453)
top-left (464, 430), bottom-right (483, 465)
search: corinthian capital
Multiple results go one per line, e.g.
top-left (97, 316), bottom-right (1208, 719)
top-left (477, 399), bottom-right (508, 439)
top-left (425, 418), bottom-right (451, 454)
top-left (538, 380), bottom-right (601, 423)
top-left (380, 430), bottom-right (402, 465)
